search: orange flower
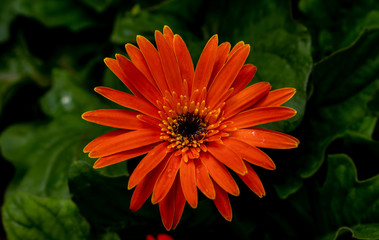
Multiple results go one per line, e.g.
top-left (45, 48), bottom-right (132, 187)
top-left (82, 26), bottom-right (299, 231)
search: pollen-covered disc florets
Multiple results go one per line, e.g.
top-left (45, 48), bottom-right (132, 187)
top-left (158, 90), bottom-right (232, 161)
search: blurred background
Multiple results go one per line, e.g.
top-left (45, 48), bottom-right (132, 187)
top-left (1, 0), bottom-right (378, 239)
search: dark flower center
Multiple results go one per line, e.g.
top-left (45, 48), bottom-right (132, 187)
top-left (173, 114), bottom-right (207, 141)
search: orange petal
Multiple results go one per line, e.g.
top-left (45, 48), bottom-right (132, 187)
top-left (155, 30), bottom-right (183, 95)
top-left (226, 41), bottom-right (244, 61)
top-left (163, 25), bottom-right (175, 49)
top-left (152, 154), bottom-right (181, 204)
top-left (83, 129), bottom-right (129, 153)
top-left (159, 178), bottom-right (176, 231)
top-left (159, 175), bottom-right (184, 231)
top-left (94, 87), bottom-right (160, 119)
top-left (173, 34), bottom-right (194, 94)
top-left (230, 64), bottom-right (257, 96)
top-left (209, 42), bottom-right (231, 85)
top-left (130, 158), bottom-right (167, 212)
top-left (136, 114), bottom-right (162, 128)
top-left (93, 145), bottom-right (152, 168)
top-left (213, 182), bottom-right (232, 221)
top-left (192, 35), bottom-right (218, 94)
top-left (223, 82), bottom-right (271, 119)
top-left (137, 35), bottom-right (170, 94)
top-left (231, 128), bottom-right (299, 149)
top-left (238, 163), bottom-right (265, 197)
top-left (125, 43), bottom-right (156, 86)
top-left (180, 159), bottom-right (198, 208)
top-left (230, 106), bottom-right (297, 128)
top-left (116, 54), bottom-right (162, 106)
top-left (222, 138), bottom-right (276, 170)
top-left (89, 129), bottom-right (161, 158)
top-left (207, 142), bottom-right (247, 175)
top-left (128, 142), bottom-right (170, 189)
top-left (207, 44), bottom-right (250, 107)
top-left (253, 88), bottom-right (296, 108)
top-left (200, 152), bottom-right (239, 196)
top-left (172, 178), bottom-right (186, 230)
top-left (82, 109), bottom-right (153, 130)
top-left (194, 158), bottom-right (215, 199)
top-left (104, 57), bottom-right (144, 99)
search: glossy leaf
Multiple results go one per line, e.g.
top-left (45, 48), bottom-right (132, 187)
top-left (2, 191), bottom-right (90, 240)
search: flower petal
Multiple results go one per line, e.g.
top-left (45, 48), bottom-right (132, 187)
top-left (104, 57), bottom-right (144, 99)
top-left (230, 106), bottom-right (297, 128)
top-left (223, 81), bottom-right (271, 119)
top-left (209, 42), bottom-right (231, 85)
top-left (156, 30), bottom-right (183, 95)
top-left (226, 41), bottom-right (244, 61)
top-left (200, 152), bottom-right (239, 196)
top-left (194, 158), bottom-right (215, 199)
top-left (137, 35), bottom-right (170, 94)
top-left (222, 138), bottom-right (276, 170)
top-left (89, 129), bottom-right (161, 158)
top-left (230, 64), bottom-right (257, 96)
top-left (125, 43), bottom-right (156, 86)
top-left (128, 142), bottom-right (170, 189)
top-left (93, 145), bottom-right (153, 169)
top-left (231, 128), bottom-right (299, 149)
top-left (159, 176), bottom-right (184, 231)
top-left (172, 179), bottom-right (186, 230)
top-left (192, 35), bottom-right (218, 93)
top-left (163, 25), bottom-right (174, 48)
top-left (253, 88), bottom-right (296, 108)
top-left (207, 44), bottom-right (250, 107)
top-left (207, 141), bottom-right (247, 175)
top-left (83, 129), bottom-right (129, 153)
top-left (94, 87), bottom-right (160, 119)
top-left (116, 54), bottom-right (162, 106)
top-left (130, 159), bottom-right (167, 212)
top-left (82, 109), bottom-right (153, 130)
top-left (213, 182), bottom-right (232, 221)
top-left (180, 159), bottom-right (198, 208)
top-left (238, 163), bottom-right (265, 197)
top-left (159, 178), bottom-right (176, 231)
top-left (152, 154), bottom-right (181, 204)
top-left (173, 34), bottom-right (194, 94)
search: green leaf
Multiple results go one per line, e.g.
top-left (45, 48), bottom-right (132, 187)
top-left (0, 69), bottom-right (108, 198)
top-left (274, 28), bottom-right (379, 198)
top-left (204, 0), bottom-right (312, 132)
top-left (298, 0), bottom-right (379, 60)
top-left (110, 0), bottom-right (203, 44)
top-left (0, 0), bottom-right (18, 42)
top-left (367, 88), bottom-right (379, 116)
top-left (68, 161), bottom-right (158, 232)
top-left (311, 28), bottom-right (379, 106)
top-left (287, 154), bottom-right (379, 240)
top-left (0, 40), bottom-right (49, 116)
top-left (17, 0), bottom-right (95, 31)
top-left (78, 0), bottom-right (115, 12)
top-left (2, 191), bottom-right (90, 240)
top-left (0, 117), bottom-right (89, 198)
top-left (40, 69), bottom-right (103, 118)
top-left (299, 28), bottom-right (379, 178)
top-left (321, 224), bottom-right (379, 240)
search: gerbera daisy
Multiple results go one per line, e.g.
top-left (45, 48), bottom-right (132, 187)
top-left (82, 26), bottom-right (299, 231)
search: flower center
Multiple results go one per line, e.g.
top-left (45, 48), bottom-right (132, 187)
top-left (158, 90), bottom-right (234, 160)
top-left (173, 113), bottom-right (207, 142)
